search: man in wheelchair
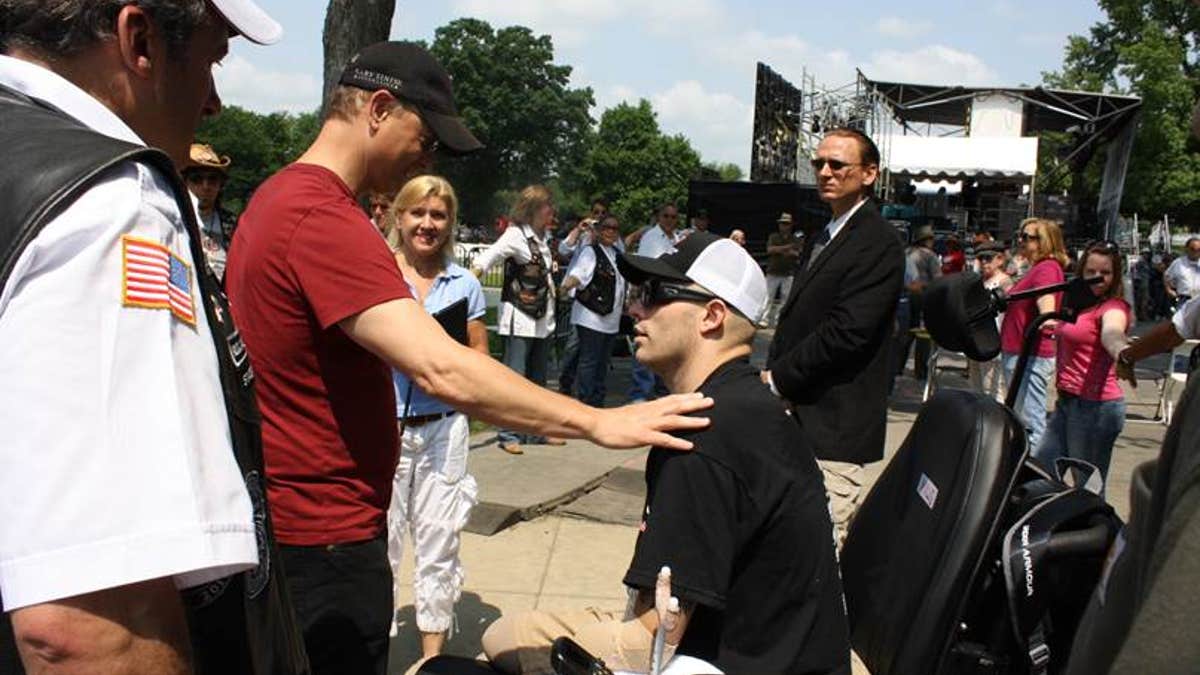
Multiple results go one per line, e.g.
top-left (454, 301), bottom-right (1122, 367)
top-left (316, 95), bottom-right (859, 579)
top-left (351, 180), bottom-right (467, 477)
top-left (481, 232), bottom-right (850, 674)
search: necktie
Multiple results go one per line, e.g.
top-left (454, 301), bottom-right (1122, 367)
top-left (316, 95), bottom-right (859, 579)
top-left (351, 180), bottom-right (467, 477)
top-left (807, 226), bottom-right (832, 268)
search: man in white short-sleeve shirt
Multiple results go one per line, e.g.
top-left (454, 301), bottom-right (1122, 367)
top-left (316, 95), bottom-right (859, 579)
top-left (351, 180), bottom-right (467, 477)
top-left (1164, 238), bottom-right (1200, 301)
top-left (0, 2), bottom-right (298, 673)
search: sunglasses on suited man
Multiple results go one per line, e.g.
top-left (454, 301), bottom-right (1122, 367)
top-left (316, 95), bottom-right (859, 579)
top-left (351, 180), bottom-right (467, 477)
top-left (810, 157), bottom-right (861, 172)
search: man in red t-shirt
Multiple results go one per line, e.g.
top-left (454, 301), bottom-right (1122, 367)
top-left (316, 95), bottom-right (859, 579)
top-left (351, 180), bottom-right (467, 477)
top-left (226, 42), bottom-right (712, 675)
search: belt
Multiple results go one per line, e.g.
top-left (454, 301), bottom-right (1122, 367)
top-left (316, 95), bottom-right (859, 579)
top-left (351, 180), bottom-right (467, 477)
top-left (403, 410), bottom-right (455, 427)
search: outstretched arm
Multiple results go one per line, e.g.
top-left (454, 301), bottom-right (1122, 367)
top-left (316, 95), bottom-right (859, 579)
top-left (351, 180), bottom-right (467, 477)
top-left (341, 298), bottom-right (711, 449)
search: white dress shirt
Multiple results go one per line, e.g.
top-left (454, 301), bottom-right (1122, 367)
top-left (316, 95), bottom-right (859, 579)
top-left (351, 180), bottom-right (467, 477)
top-left (0, 56), bottom-right (256, 610)
top-left (823, 197), bottom-right (868, 247)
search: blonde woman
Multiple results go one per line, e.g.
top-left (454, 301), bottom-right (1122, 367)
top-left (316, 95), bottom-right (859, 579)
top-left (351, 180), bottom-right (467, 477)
top-left (471, 185), bottom-right (560, 454)
top-left (998, 218), bottom-right (1071, 451)
top-left (384, 175), bottom-right (487, 659)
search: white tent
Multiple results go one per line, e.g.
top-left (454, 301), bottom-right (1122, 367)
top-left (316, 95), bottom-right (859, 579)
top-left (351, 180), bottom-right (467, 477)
top-left (888, 135), bottom-right (1039, 180)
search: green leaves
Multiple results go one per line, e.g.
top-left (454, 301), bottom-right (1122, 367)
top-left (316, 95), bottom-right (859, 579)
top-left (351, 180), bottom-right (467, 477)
top-left (1044, 0), bottom-right (1200, 220)
top-left (194, 106), bottom-right (320, 214)
top-left (576, 101), bottom-right (702, 230)
top-left (429, 18), bottom-right (595, 224)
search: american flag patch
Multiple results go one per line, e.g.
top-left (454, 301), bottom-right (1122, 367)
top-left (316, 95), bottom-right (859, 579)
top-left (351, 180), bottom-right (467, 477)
top-left (121, 235), bottom-right (196, 325)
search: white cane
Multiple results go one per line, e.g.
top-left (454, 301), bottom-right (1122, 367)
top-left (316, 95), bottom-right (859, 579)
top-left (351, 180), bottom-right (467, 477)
top-left (650, 566), bottom-right (680, 675)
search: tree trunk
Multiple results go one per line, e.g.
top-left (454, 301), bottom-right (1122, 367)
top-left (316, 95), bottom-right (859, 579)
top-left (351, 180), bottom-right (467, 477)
top-left (322, 0), bottom-right (397, 114)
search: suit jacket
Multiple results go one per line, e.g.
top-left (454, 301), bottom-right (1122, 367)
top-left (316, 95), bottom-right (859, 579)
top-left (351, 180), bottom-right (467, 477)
top-left (767, 198), bottom-right (904, 464)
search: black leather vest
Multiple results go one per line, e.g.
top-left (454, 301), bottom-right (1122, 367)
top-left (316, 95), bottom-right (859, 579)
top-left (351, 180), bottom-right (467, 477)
top-left (500, 227), bottom-right (551, 319)
top-left (0, 84), bottom-right (308, 675)
top-left (574, 243), bottom-right (618, 316)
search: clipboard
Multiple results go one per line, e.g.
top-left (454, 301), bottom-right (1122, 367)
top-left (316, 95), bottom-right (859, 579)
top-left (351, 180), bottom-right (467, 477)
top-left (433, 297), bottom-right (470, 346)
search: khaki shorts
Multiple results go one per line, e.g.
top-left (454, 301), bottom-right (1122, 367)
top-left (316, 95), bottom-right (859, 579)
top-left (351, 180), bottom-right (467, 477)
top-left (819, 459), bottom-right (865, 549)
top-left (481, 607), bottom-right (653, 675)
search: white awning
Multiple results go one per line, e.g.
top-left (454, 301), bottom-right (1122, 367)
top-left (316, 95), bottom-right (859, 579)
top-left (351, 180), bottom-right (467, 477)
top-left (887, 135), bottom-right (1039, 179)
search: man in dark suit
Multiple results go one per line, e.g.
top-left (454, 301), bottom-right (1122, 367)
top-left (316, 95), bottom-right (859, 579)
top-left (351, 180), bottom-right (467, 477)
top-left (762, 127), bottom-right (905, 545)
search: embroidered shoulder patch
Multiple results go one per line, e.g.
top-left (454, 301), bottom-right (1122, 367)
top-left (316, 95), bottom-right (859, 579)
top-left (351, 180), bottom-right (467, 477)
top-left (121, 235), bottom-right (196, 325)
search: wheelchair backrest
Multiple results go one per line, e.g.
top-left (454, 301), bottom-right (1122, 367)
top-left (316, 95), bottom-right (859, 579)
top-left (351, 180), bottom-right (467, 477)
top-left (841, 389), bottom-right (1026, 675)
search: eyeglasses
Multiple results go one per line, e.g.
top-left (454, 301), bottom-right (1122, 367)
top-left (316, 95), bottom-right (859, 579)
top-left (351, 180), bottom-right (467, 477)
top-left (636, 279), bottom-right (720, 309)
top-left (408, 105), bottom-right (440, 154)
top-left (810, 157), bottom-right (861, 172)
top-left (1087, 239), bottom-right (1120, 254)
top-left (1018, 231), bottom-right (1040, 242)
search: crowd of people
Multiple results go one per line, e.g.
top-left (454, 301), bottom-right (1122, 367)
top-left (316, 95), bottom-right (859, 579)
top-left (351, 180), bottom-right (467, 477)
top-left (3, 2), bottom-right (1199, 675)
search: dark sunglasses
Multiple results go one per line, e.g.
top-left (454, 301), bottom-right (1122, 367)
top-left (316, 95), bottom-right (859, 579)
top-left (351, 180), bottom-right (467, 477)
top-left (810, 157), bottom-right (860, 172)
top-left (636, 280), bottom-right (720, 309)
top-left (1018, 231), bottom-right (1040, 242)
top-left (1087, 239), bottom-right (1120, 254)
top-left (977, 253), bottom-right (998, 262)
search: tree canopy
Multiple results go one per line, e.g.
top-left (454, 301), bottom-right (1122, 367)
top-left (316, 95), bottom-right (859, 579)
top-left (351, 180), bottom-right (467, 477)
top-left (429, 18), bottom-right (595, 224)
top-left (574, 100), bottom-right (703, 229)
top-left (194, 106), bottom-right (319, 213)
top-left (197, 15), bottom-right (740, 224)
top-left (1043, 0), bottom-right (1200, 219)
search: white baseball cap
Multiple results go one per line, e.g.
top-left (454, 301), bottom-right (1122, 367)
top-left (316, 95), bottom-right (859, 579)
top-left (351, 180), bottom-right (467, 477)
top-left (618, 231), bottom-right (768, 323)
top-left (210, 0), bottom-right (283, 45)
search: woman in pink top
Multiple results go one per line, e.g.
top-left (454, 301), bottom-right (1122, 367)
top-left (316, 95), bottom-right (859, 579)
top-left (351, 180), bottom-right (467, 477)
top-left (1033, 241), bottom-right (1131, 484)
top-left (999, 218), bottom-right (1071, 452)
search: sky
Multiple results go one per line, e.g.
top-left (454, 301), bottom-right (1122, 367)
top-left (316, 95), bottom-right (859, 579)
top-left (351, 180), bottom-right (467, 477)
top-left (217, 0), bottom-right (1108, 174)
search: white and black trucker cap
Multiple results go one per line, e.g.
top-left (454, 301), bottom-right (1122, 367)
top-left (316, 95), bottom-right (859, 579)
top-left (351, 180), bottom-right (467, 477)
top-left (618, 231), bottom-right (768, 322)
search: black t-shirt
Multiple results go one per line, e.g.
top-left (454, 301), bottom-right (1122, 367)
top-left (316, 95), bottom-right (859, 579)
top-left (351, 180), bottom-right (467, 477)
top-left (623, 359), bottom-right (850, 674)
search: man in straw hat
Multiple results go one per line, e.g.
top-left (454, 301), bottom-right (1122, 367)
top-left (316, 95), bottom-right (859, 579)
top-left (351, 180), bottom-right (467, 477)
top-left (183, 142), bottom-right (237, 280)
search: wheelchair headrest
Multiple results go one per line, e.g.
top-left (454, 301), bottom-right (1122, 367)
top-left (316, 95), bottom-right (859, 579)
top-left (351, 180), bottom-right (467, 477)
top-left (923, 272), bottom-right (1001, 362)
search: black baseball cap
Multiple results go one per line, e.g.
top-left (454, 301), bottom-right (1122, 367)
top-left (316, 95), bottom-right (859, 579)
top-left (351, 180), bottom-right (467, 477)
top-left (339, 41), bottom-right (484, 155)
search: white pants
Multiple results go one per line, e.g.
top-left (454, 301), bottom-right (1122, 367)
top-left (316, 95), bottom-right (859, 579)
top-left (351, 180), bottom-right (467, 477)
top-left (387, 412), bottom-right (479, 633)
top-left (766, 274), bottom-right (793, 326)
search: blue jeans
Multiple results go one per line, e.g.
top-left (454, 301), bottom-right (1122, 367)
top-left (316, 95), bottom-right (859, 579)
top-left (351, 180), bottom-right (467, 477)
top-left (557, 325), bottom-right (581, 396)
top-left (628, 358), bottom-right (668, 401)
top-left (1001, 353), bottom-right (1055, 453)
top-left (575, 326), bottom-right (617, 407)
top-left (1034, 394), bottom-right (1125, 487)
top-left (499, 335), bottom-right (551, 445)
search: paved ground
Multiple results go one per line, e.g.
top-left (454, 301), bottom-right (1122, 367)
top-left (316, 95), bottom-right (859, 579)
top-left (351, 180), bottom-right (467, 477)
top-left (386, 326), bottom-right (1177, 674)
